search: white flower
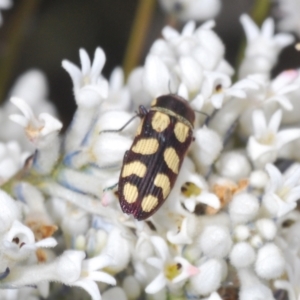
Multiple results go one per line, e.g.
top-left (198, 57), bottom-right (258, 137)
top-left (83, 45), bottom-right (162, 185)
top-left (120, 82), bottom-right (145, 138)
top-left (1, 220), bottom-right (56, 264)
top-left (247, 109), bottom-right (300, 167)
top-left (142, 20), bottom-right (232, 99)
top-left (180, 173), bottom-right (220, 213)
top-left (200, 72), bottom-right (254, 109)
top-left (145, 236), bottom-right (199, 294)
top-left (71, 254), bottom-right (116, 300)
top-left (262, 163), bottom-right (300, 217)
top-left (158, 0), bottom-right (221, 22)
top-left (62, 47), bottom-right (108, 108)
top-left (9, 97), bottom-right (62, 147)
top-left (239, 14), bottom-right (294, 78)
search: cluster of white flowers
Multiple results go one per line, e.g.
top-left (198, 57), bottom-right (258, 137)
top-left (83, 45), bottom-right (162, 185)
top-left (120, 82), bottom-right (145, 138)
top-left (1, 3), bottom-right (300, 300)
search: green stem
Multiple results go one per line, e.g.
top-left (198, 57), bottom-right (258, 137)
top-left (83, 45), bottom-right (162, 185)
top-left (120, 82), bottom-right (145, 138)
top-left (251, 0), bottom-right (271, 26)
top-left (123, 0), bottom-right (156, 79)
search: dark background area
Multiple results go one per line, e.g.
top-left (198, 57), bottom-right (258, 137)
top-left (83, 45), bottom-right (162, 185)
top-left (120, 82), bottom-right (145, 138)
top-left (0, 0), bottom-right (299, 126)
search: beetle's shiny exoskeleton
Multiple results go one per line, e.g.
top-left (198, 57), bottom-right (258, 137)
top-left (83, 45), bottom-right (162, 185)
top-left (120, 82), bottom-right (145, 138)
top-left (118, 94), bottom-right (195, 220)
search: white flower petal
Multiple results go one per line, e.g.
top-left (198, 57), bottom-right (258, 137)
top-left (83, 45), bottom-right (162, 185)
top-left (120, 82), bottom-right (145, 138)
top-left (90, 48), bottom-right (106, 79)
top-left (34, 237), bottom-right (57, 248)
top-left (198, 192), bottom-right (220, 209)
top-left (61, 60), bottom-right (82, 88)
top-left (265, 163), bottom-right (282, 191)
top-left (252, 110), bottom-right (267, 135)
top-left (145, 272), bottom-right (166, 294)
top-left (240, 14), bottom-right (259, 42)
top-left (261, 18), bottom-right (274, 39)
top-left (268, 109), bottom-right (282, 133)
top-left (72, 279), bottom-right (101, 300)
top-left (79, 49), bottom-right (91, 76)
top-left (276, 129), bottom-right (300, 149)
top-left (9, 114), bottom-right (28, 127)
top-left (87, 271), bottom-right (116, 285)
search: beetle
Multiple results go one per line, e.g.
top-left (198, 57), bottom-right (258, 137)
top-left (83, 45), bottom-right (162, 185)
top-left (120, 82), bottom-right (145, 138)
top-left (118, 94), bottom-right (195, 220)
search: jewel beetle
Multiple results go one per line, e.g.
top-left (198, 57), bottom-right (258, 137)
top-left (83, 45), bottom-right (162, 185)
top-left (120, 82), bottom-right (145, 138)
top-left (118, 94), bottom-right (195, 220)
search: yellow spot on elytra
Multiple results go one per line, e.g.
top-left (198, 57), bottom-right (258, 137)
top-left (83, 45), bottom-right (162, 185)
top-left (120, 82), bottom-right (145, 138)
top-left (154, 173), bottom-right (171, 198)
top-left (174, 122), bottom-right (189, 143)
top-left (164, 147), bottom-right (180, 174)
top-left (151, 98), bottom-right (157, 106)
top-left (164, 263), bottom-right (182, 281)
top-left (132, 138), bottom-right (159, 155)
top-left (135, 118), bottom-right (144, 136)
top-left (123, 182), bottom-right (138, 203)
top-left (141, 195), bottom-right (159, 212)
top-left (151, 112), bottom-right (170, 132)
top-left (181, 182), bottom-right (201, 197)
top-left (122, 161), bottom-right (147, 178)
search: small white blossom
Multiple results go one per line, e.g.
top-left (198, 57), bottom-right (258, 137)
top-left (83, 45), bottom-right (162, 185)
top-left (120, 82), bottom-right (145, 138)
top-left (262, 163), bottom-right (300, 217)
top-left (9, 97), bottom-right (62, 147)
top-left (247, 109), bottom-right (300, 167)
top-left (239, 14), bottom-right (294, 78)
top-left (62, 47), bottom-right (108, 108)
top-left (255, 243), bottom-right (285, 279)
top-left (145, 236), bottom-right (199, 294)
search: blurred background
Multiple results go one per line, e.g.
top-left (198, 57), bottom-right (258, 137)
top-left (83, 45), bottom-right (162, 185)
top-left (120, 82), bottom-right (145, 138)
top-left (0, 0), bottom-right (299, 126)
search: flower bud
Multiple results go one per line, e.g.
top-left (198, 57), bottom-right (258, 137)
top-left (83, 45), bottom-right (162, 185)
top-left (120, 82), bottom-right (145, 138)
top-left (189, 259), bottom-right (223, 295)
top-left (255, 219), bottom-right (277, 241)
top-left (229, 193), bottom-right (259, 224)
top-left (255, 243), bottom-right (285, 279)
top-left (249, 170), bottom-right (268, 189)
top-left (199, 225), bottom-right (232, 258)
top-left (192, 127), bottom-right (223, 166)
top-left (233, 225), bottom-right (250, 241)
top-left (216, 151), bottom-right (251, 181)
top-left (230, 242), bottom-right (256, 268)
